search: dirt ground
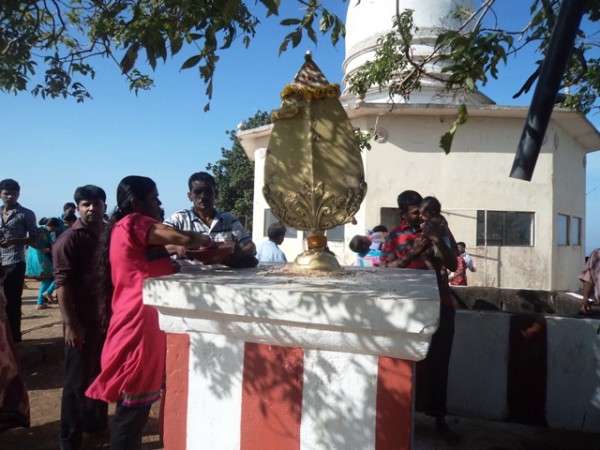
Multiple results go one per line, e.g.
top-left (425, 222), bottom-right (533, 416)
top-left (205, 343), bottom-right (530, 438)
top-left (0, 281), bottom-right (162, 450)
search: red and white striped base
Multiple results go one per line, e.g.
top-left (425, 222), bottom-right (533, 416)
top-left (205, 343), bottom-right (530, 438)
top-left (164, 333), bottom-right (415, 450)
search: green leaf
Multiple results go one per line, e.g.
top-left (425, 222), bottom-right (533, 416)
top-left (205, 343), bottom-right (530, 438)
top-left (261, 0), bottom-right (280, 17)
top-left (439, 104), bottom-right (469, 154)
top-left (181, 54), bottom-right (202, 70)
top-left (280, 18), bottom-right (302, 26)
top-left (466, 77), bottom-right (474, 92)
top-left (320, 12), bottom-right (333, 32)
top-left (119, 44), bottom-right (139, 74)
top-left (307, 26), bottom-right (317, 44)
top-left (170, 35), bottom-right (183, 55)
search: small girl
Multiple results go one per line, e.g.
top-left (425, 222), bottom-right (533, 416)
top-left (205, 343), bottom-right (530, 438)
top-left (25, 217), bottom-right (61, 309)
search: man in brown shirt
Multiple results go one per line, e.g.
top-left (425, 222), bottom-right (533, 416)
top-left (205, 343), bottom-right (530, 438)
top-left (53, 185), bottom-right (108, 450)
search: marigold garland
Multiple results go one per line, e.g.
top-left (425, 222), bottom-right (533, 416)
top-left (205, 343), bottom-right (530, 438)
top-left (280, 83), bottom-right (341, 102)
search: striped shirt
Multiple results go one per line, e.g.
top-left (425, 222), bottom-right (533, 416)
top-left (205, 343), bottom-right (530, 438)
top-left (380, 219), bottom-right (455, 306)
top-left (0, 203), bottom-right (39, 265)
top-left (164, 208), bottom-right (251, 245)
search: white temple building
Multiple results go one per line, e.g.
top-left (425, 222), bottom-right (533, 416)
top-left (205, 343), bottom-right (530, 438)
top-left (239, 0), bottom-right (600, 291)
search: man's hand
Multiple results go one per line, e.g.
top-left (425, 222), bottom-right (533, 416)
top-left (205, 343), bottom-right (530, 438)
top-left (64, 323), bottom-right (85, 351)
top-left (0, 238), bottom-right (12, 248)
top-left (412, 235), bottom-right (432, 254)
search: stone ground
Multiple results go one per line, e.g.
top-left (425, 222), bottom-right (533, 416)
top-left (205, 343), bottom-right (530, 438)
top-left (0, 281), bottom-right (599, 449)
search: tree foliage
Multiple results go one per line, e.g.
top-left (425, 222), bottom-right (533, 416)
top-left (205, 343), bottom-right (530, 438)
top-left (3, 0), bottom-right (599, 152)
top-left (206, 110), bottom-right (271, 233)
top-left (0, 0), bottom-right (346, 108)
top-left (347, 0), bottom-right (600, 152)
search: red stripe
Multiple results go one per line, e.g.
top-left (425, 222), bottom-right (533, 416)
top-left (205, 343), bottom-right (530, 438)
top-left (375, 357), bottom-right (414, 450)
top-left (507, 315), bottom-right (547, 425)
top-left (241, 343), bottom-right (304, 450)
top-left (163, 333), bottom-right (190, 450)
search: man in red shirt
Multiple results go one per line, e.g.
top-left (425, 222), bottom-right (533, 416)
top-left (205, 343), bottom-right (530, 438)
top-left (380, 190), bottom-right (460, 444)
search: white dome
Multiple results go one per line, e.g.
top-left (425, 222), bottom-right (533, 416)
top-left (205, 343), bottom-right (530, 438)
top-left (343, 0), bottom-right (492, 105)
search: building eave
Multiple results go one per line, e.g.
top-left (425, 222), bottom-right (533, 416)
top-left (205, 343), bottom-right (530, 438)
top-left (237, 124), bottom-right (274, 161)
top-left (237, 103), bottom-right (600, 160)
top-left (342, 101), bottom-right (600, 153)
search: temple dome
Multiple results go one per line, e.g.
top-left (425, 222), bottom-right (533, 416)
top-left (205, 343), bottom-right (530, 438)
top-left (342, 0), bottom-right (493, 105)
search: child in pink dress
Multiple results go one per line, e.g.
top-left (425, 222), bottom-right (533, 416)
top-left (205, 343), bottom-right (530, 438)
top-left (85, 176), bottom-right (212, 450)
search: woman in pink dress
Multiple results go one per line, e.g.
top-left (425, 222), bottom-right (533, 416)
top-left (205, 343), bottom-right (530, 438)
top-left (85, 176), bottom-right (212, 449)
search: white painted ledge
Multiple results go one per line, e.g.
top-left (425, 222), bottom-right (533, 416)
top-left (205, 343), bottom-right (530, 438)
top-left (144, 265), bottom-right (440, 360)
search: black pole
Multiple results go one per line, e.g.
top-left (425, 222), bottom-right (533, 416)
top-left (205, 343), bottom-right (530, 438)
top-left (510, 0), bottom-right (587, 181)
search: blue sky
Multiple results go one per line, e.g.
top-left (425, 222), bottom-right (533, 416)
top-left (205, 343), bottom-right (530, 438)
top-left (1, 1), bottom-right (599, 253)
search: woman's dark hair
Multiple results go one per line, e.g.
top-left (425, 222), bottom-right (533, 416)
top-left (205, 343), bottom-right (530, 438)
top-left (45, 217), bottom-right (61, 228)
top-left (95, 176), bottom-right (157, 327)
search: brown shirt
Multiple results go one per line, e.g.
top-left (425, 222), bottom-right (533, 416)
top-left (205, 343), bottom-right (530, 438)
top-left (52, 219), bottom-right (102, 326)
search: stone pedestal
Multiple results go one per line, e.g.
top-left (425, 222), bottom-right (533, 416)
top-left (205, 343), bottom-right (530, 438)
top-left (143, 265), bottom-right (440, 450)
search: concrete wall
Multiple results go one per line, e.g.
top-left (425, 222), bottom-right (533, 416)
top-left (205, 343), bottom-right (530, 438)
top-left (447, 309), bottom-right (600, 431)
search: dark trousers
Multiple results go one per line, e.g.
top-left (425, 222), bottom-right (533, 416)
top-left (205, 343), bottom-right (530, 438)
top-left (3, 261), bottom-right (25, 343)
top-left (416, 304), bottom-right (455, 419)
top-left (110, 404), bottom-right (152, 450)
top-left (60, 325), bottom-right (108, 450)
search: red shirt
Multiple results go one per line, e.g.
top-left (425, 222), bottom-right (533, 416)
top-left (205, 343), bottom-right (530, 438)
top-left (450, 255), bottom-right (467, 286)
top-left (380, 220), bottom-right (455, 306)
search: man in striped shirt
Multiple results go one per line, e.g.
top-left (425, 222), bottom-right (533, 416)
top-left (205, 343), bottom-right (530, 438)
top-left (164, 171), bottom-right (256, 265)
top-left (0, 179), bottom-right (39, 343)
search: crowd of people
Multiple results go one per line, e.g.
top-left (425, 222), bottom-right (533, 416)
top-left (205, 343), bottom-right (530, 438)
top-left (1, 175), bottom-right (597, 448)
top-left (0, 173), bottom-right (256, 449)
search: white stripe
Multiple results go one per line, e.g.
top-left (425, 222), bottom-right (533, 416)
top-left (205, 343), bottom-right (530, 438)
top-left (186, 333), bottom-right (245, 449)
top-left (546, 317), bottom-right (600, 431)
top-left (300, 349), bottom-right (378, 450)
top-left (448, 311), bottom-right (510, 420)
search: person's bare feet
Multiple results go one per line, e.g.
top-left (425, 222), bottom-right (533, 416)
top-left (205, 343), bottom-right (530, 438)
top-left (43, 292), bottom-right (57, 304)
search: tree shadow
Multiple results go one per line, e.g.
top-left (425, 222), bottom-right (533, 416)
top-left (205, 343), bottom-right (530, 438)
top-left (148, 265), bottom-right (439, 448)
